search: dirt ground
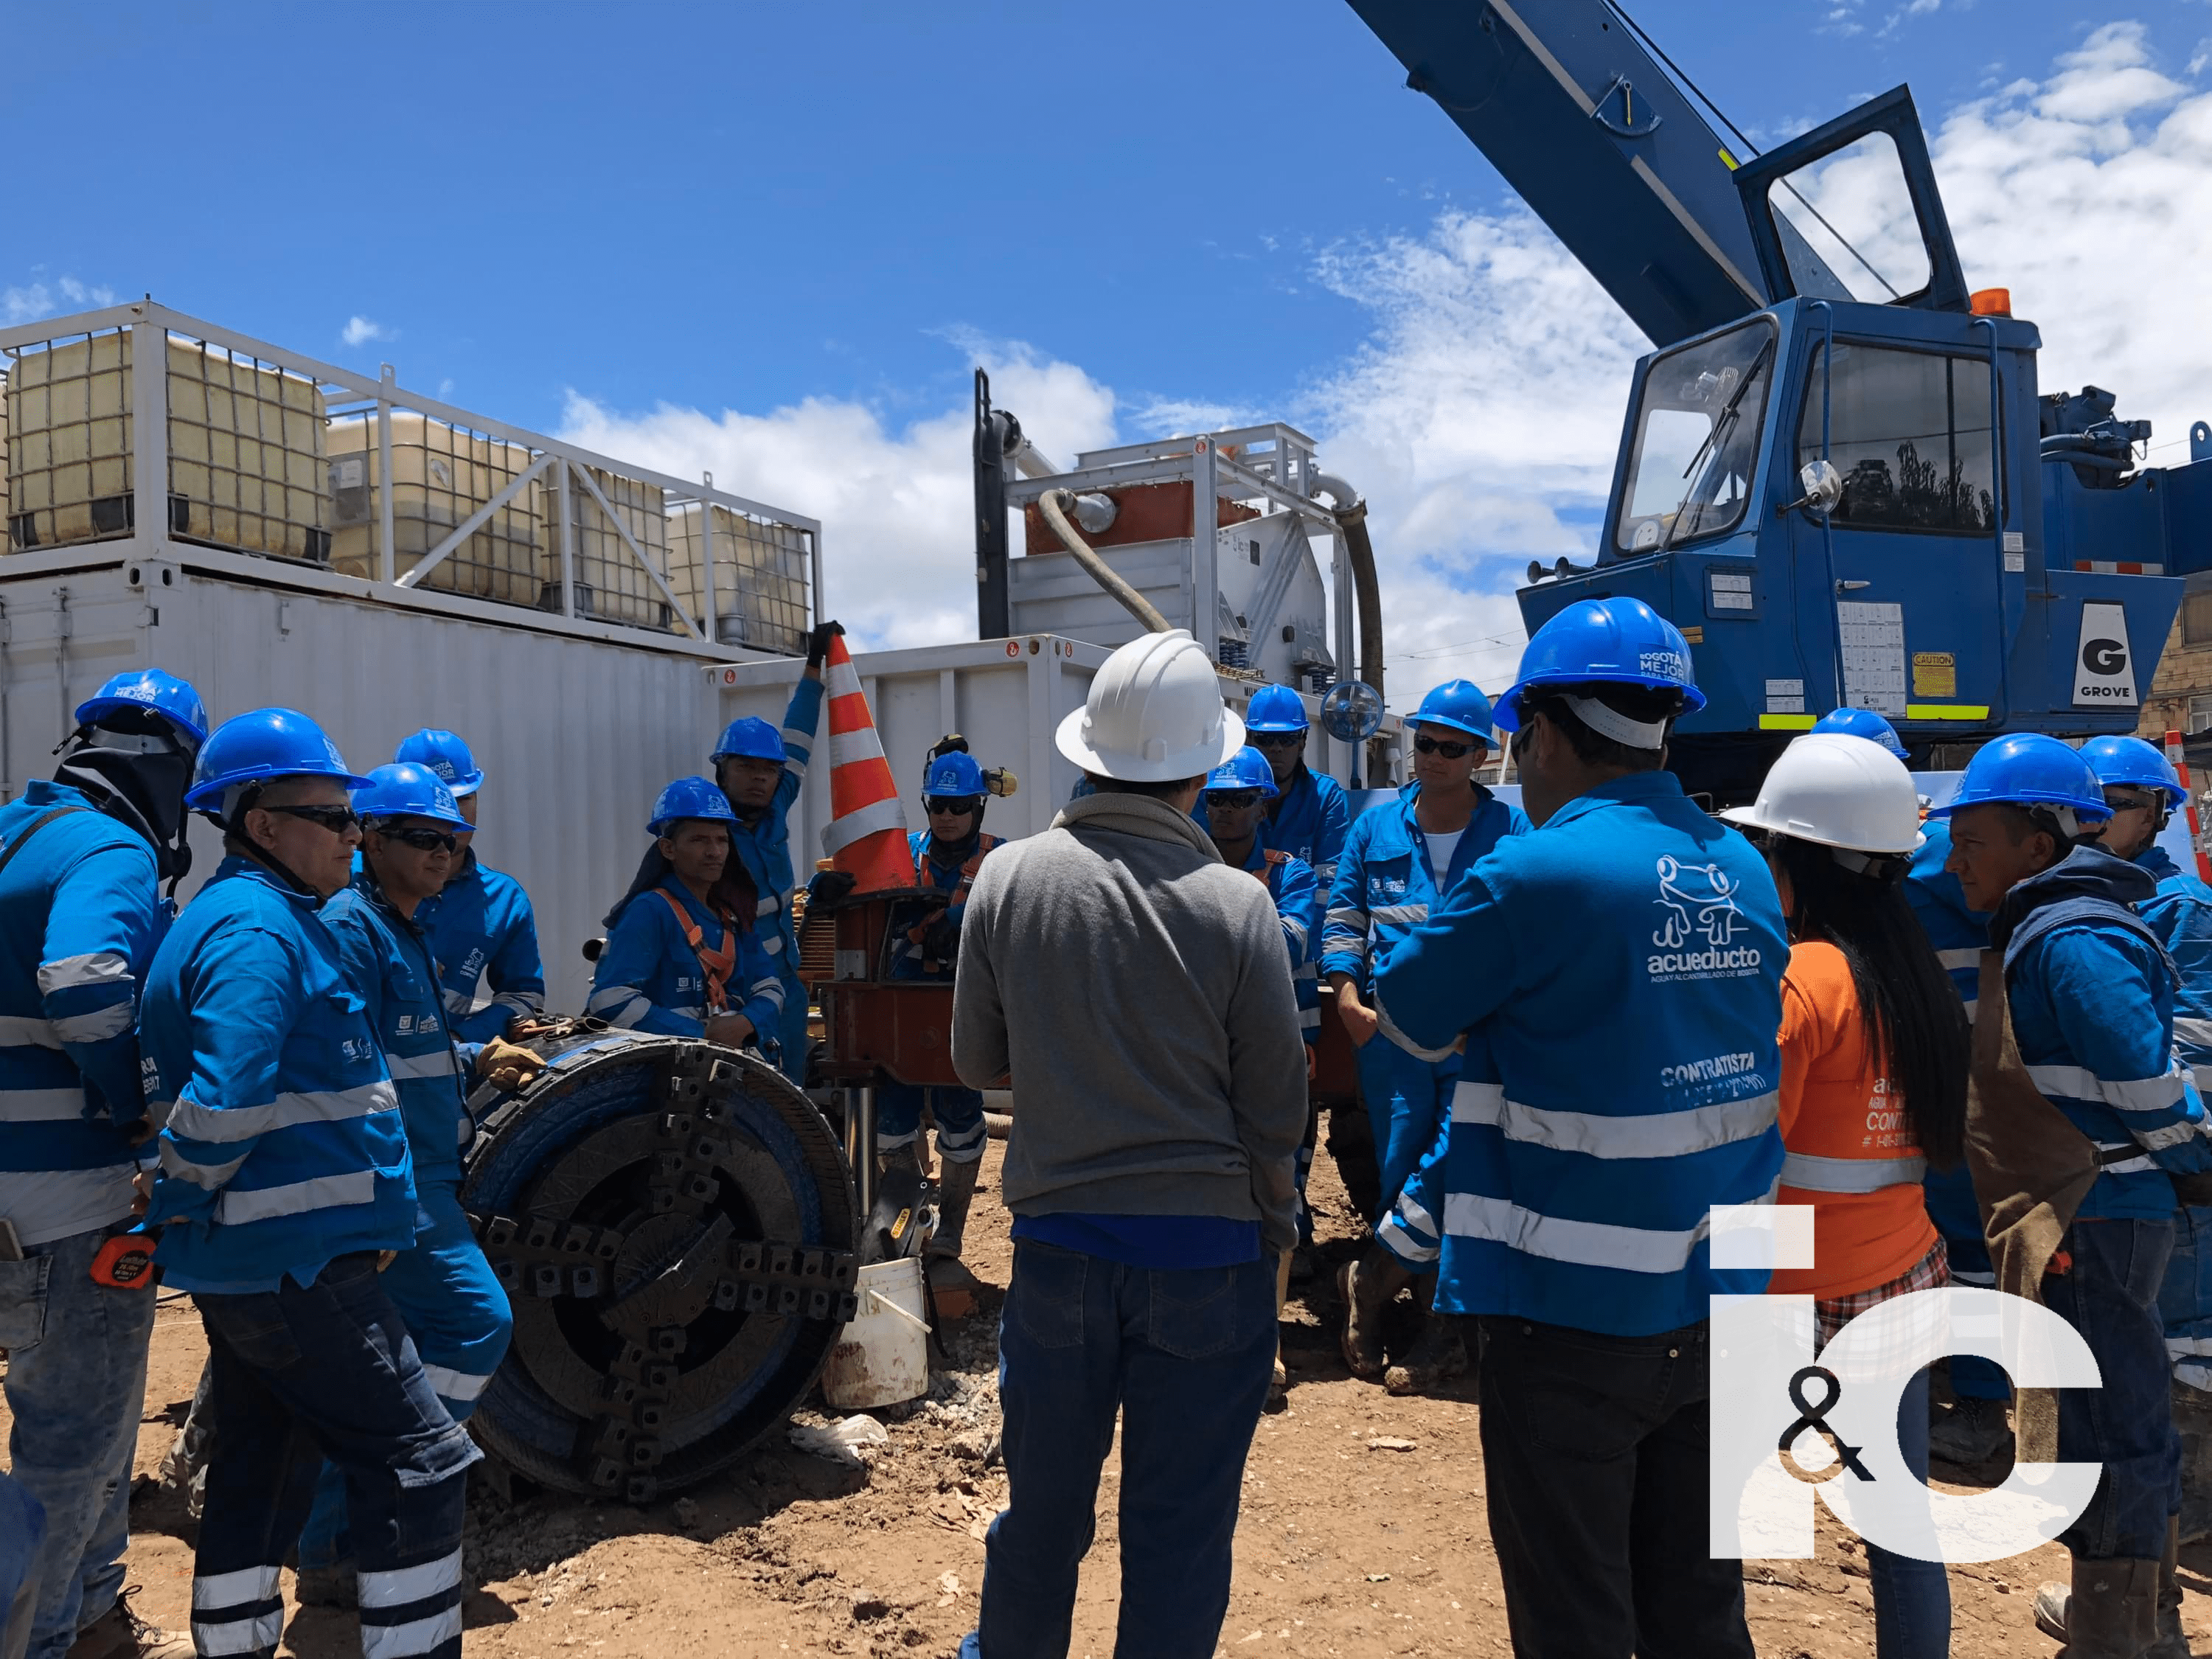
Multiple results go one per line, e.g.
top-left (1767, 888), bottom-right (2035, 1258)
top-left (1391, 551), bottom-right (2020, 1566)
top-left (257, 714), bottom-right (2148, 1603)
top-left (9, 1138), bottom-right (2208, 1658)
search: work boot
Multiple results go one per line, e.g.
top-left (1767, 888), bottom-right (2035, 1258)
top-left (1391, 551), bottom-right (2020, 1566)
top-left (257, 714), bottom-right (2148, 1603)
top-left (1336, 1252), bottom-right (1405, 1381)
top-left (2175, 1379), bottom-right (2212, 1544)
top-left (1928, 1394), bottom-right (2012, 1467)
top-left (66, 1587), bottom-right (195, 1659)
top-left (2033, 1555), bottom-right (2161, 1656)
top-left (295, 1562), bottom-right (358, 1610)
top-left (1385, 1316), bottom-right (1470, 1396)
top-left (925, 1155), bottom-right (984, 1319)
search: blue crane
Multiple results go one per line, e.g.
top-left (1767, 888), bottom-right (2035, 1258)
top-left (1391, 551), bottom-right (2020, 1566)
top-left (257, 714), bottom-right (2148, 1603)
top-left (1348, 0), bottom-right (2212, 798)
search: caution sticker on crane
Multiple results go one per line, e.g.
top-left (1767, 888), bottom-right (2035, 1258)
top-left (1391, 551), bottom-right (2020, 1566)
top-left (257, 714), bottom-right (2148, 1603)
top-left (1911, 653), bottom-right (1956, 699)
top-left (2073, 602), bottom-right (2139, 708)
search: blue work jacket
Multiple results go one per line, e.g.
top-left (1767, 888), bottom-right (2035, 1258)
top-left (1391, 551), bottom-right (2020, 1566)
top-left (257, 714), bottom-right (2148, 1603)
top-left (0, 782), bottom-right (167, 1244)
top-left (1906, 818), bottom-right (1989, 1022)
top-left (145, 858), bottom-right (415, 1294)
top-left (728, 675), bottom-right (825, 983)
top-left (1371, 771), bottom-right (1789, 1337)
top-left (586, 877), bottom-right (784, 1044)
top-left (1261, 765), bottom-right (1352, 888)
top-left (1320, 782), bottom-right (1528, 990)
top-left (1997, 847), bottom-right (2211, 1220)
top-left (892, 830), bottom-right (1004, 981)
top-left (414, 850), bottom-right (544, 1043)
top-left (2138, 844), bottom-right (2212, 1093)
top-left (1225, 837), bottom-right (1323, 1040)
top-left (324, 872), bottom-right (481, 1183)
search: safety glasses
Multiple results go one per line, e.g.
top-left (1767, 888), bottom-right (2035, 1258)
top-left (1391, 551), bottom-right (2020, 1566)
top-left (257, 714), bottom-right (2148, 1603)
top-left (1248, 731), bottom-right (1305, 751)
top-left (1412, 734), bottom-right (1478, 759)
top-left (1206, 790), bottom-right (1263, 810)
top-left (265, 804), bottom-right (361, 835)
top-left (380, 827), bottom-right (460, 854)
top-left (925, 796), bottom-right (981, 816)
top-left (2103, 788), bottom-right (2159, 814)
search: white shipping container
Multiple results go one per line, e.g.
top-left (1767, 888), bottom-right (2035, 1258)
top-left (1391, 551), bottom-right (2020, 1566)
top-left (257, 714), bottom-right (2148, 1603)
top-left (0, 545), bottom-right (764, 1017)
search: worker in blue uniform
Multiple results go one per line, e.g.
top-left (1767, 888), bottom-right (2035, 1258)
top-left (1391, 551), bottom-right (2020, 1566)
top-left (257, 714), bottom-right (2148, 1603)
top-left (1905, 812), bottom-right (2015, 1468)
top-left (1324, 679), bottom-right (1526, 1395)
top-left (293, 764), bottom-right (540, 1608)
top-left (883, 748), bottom-right (1006, 1304)
top-left (1246, 683), bottom-right (1351, 889)
top-left (144, 709), bottom-right (478, 1659)
top-left (0, 669), bottom-right (206, 1659)
top-left (709, 619), bottom-right (844, 1082)
top-left (1347, 599), bottom-right (1787, 1657)
top-left (589, 779), bottom-right (785, 1055)
top-left (1203, 743), bottom-right (1324, 1403)
top-left (1812, 705), bottom-right (1910, 757)
top-left (395, 729), bottom-right (545, 1042)
top-left (2085, 734), bottom-right (2212, 1547)
top-left (1935, 733), bottom-right (2212, 1653)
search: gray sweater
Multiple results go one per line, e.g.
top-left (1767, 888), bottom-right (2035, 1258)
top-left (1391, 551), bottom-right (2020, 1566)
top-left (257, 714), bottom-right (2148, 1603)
top-left (951, 791), bottom-right (1308, 1252)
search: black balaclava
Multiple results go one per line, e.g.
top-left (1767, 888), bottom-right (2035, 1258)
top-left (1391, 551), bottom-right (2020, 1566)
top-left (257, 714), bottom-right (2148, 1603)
top-left (52, 710), bottom-right (197, 890)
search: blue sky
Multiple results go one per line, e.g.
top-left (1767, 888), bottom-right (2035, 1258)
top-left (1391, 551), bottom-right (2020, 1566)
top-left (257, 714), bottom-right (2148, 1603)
top-left (10, 0), bottom-right (2211, 692)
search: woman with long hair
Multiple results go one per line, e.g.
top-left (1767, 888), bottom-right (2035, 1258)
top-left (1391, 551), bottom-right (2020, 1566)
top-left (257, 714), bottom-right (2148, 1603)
top-left (1723, 732), bottom-right (1971, 1659)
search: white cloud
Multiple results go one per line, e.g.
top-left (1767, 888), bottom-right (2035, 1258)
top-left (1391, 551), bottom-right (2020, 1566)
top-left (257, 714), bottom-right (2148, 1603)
top-left (342, 315), bottom-right (391, 347)
top-left (2, 276), bottom-right (115, 326)
top-left (553, 16), bottom-right (2212, 706)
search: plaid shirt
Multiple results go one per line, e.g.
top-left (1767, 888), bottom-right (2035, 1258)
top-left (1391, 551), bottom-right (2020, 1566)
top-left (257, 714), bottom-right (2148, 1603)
top-left (1772, 1237), bottom-right (1952, 1384)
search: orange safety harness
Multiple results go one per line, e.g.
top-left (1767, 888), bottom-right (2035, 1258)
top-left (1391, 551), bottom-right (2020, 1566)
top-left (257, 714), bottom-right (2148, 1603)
top-left (654, 886), bottom-right (740, 1015)
top-left (905, 835), bottom-right (1002, 962)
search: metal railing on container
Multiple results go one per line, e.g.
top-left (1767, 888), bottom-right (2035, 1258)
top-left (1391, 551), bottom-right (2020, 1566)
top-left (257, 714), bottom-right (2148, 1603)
top-left (0, 301), bottom-right (823, 656)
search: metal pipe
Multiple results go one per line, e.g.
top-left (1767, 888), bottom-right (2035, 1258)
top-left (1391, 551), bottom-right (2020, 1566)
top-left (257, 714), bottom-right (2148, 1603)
top-left (1310, 473), bottom-right (1385, 700)
top-left (845, 1084), bottom-right (877, 1222)
top-left (1975, 314), bottom-right (2013, 725)
top-left (1038, 489), bottom-right (1174, 633)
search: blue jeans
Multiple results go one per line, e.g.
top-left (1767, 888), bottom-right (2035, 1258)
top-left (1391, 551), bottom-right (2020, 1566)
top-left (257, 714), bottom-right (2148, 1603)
top-left (1354, 1036), bottom-right (1458, 1229)
top-left (959, 1242), bottom-right (1278, 1659)
top-left (0, 1225), bottom-right (156, 1659)
top-left (193, 1253), bottom-right (480, 1659)
top-left (298, 1181), bottom-right (512, 1570)
top-left (2043, 1217), bottom-right (2180, 1560)
top-left (2157, 1203), bottom-right (2212, 1382)
top-left (1865, 1368), bottom-right (1951, 1659)
top-left (877, 1082), bottom-right (988, 1164)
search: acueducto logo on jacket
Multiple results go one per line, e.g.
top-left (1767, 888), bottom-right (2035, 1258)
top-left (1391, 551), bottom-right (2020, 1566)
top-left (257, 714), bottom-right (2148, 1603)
top-left (1647, 856), bottom-right (1762, 981)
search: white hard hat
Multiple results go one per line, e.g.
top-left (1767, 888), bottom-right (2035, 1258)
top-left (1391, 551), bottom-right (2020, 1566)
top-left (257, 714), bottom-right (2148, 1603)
top-left (1056, 629), bottom-right (1246, 782)
top-left (1720, 732), bottom-right (1924, 857)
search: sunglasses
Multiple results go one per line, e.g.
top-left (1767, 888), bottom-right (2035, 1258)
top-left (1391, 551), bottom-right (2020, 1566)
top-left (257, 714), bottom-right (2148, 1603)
top-left (2103, 790), bottom-right (2158, 813)
top-left (380, 827), bottom-right (460, 854)
top-left (1413, 734), bottom-right (1478, 759)
top-left (1206, 790), bottom-right (1263, 810)
top-left (925, 796), bottom-right (981, 815)
top-left (1248, 731), bottom-right (1305, 750)
top-left (265, 804), bottom-right (361, 835)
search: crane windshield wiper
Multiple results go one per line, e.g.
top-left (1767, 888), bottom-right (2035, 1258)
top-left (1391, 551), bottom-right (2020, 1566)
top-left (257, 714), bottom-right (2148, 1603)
top-left (1660, 338), bottom-right (1773, 553)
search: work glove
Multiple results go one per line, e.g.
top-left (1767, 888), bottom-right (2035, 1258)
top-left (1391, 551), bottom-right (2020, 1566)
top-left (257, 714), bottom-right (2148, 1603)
top-left (476, 1037), bottom-right (545, 1093)
top-left (2173, 1172), bottom-right (2212, 1208)
top-left (922, 912), bottom-right (962, 966)
top-left (805, 619), bottom-right (846, 669)
top-left (810, 869), bottom-right (857, 908)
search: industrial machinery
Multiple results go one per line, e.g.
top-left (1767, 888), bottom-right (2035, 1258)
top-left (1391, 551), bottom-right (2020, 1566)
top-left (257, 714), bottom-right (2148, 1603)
top-left (1347, 1), bottom-right (2212, 797)
top-left (462, 1026), bottom-right (859, 1503)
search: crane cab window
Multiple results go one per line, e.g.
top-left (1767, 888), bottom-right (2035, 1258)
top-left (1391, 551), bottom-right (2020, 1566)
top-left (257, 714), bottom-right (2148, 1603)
top-left (1615, 319), bottom-right (1775, 556)
top-left (1798, 344), bottom-right (1998, 535)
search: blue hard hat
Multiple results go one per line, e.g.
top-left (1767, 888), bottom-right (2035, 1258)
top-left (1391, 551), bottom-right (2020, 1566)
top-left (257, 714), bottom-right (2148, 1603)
top-left (650, 776), bottom-right (740, 838)
top-left (1929, 732), bottom-right (2111, 824)
top-left (1492, 598), bottom-right (1705, 734)
top-left (1411, 680), bottom-right (1496, 745)
top-left (1811, 707), bottom-right (1907, 759)
top-left (74, 668), bottom-right (208, 747)
top-left (186, 709), bottom-right (373, 812)
top-left (923, 751), bottom-right (987, 799)
top-left (394, 728), bottom-right (483, 797)
top-left (712, 717), bottom-right (786, 765)
top-left (2080, 734), bottom-right (2187, 808)
top-left (1205, 745), bottom-right (1280, 799)
top-left (1245, 684), bottom-right (1310, 734)
top-left (352, 762), bottom-right (470, 831)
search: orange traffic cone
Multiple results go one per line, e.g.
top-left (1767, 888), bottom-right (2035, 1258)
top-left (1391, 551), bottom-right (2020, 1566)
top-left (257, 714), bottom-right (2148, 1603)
top-left (821, 634), bottom-right (914, 894)
top-left (2167, 729), bottom-right (2211, 882)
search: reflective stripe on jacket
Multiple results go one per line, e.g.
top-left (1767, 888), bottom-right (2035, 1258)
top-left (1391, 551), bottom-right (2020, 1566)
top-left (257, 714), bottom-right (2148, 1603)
top-left (145, 857), bottom-right (416, 1293)
top-left (587, 878), bottom-right (783, 1041)
top-left (1320, 782), bottom-right (1528, 987)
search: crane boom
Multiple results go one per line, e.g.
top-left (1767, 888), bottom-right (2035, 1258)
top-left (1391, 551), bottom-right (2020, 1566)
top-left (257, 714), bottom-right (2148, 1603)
top-left (1347, 0), bottom-right (1846, 347)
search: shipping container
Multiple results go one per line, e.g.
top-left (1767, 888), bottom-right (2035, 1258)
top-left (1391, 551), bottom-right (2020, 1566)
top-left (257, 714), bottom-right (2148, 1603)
top-left (327, 411), bottom-right (540, 606)
top-left (5, 330), bottom-right (329, 561)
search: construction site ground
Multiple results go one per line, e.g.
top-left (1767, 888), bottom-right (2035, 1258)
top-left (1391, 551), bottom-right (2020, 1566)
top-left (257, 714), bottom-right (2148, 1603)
top-left (7, 1135), bottom-right (2200, 1658)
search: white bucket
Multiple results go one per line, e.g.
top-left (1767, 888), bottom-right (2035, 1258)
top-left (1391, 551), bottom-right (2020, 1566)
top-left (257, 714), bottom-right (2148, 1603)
top-left (821, 1257), bottom-right (931, 1411)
